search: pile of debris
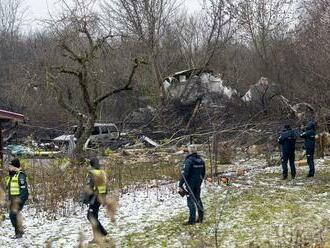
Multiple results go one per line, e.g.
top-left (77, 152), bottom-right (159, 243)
top-left (163, 69), bottom-right (237, 106)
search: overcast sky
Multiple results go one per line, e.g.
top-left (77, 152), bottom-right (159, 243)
top-left (24, 0), bottom-right (202, 29)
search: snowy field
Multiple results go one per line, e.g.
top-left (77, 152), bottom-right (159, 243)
top-left (0, 183), bottom-right (187, 247)
top-left (1, 158), bottom-right (330, 247)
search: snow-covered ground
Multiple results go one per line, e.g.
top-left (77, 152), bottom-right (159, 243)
top-left (0, 183), bottom-right (187, 247)
top-left (1, 158), bottom-right (330, 247)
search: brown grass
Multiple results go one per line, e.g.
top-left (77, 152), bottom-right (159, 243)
top-left (22, 159), bottom-right (88, 217)
top-left (104, 196), bottom-right (118, 223)
top-left (0, 186), bottom-right (6, 223)
top-left (217, 142), bottom-right (233, 165)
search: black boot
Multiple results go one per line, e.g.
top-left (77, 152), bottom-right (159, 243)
top-left (13, 230), bottom-right (23, 239)
top-left (196, 218), bottom-right (203, 223)
top-left (183, 221), bottom-right (195, 225)
top-left (196, 211), bottom-right (204, 223)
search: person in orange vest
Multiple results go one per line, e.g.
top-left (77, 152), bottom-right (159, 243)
top-left (85, 157), bottom-right (108, 243)
top-left (5, 158), bottom-right (29, 239)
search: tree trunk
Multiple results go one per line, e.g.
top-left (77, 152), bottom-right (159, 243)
top-left (150, 54), bottom-right (165, 103)
top-left (72, 115), bottom-right (96, 165)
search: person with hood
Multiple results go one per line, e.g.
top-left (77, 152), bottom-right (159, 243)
top-left (301, 121), bottom-right (316, 177)
top-left (85, 157), bottom-right (108, 243)
top-left (278, 124), bottom-right (297, 180)
top-left (5, 158), bottom-right (29, 239)
top-left (178, 144), bottom-right (205, 225)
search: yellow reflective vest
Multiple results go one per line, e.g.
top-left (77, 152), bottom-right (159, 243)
top-left (89, 169), bottom-right (107, 194)
top-left (5, 171), bottom-right (22, 196)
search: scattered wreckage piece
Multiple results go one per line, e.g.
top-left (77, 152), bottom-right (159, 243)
top-left (163, 68), bottom-right (237, 105)
top-left (242, 77), bottom-right (315, 120)
top-left (140, 135), bottom-right (160, 147)
top-left (124, 106), bottom-right (156, 128)
top-left (242, 77), bottom-right (279, 103)
top-left (5, 144), bottom-right (62, 157)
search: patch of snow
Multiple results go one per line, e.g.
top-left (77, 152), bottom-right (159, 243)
top-left (0, 183), bottom-right (189, 247)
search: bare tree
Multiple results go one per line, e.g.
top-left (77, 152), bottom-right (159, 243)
top-left (45, 0), bottom-right (145, 162)
top-left (0, 0), bottom-right (26, 36)
top-left (199, 0), bottom-right (237, 69)
top-left (293, 0), bottom-right (330, 122)
top-left (238, 0), bottom-right (294, 77)
top-left (174, 0), bottom-right (237, 70)
top-left (102, 0), bottom-right (179, 100)
top-left (0, 0), bottom-right (27, 106)
top-left (297, 0), bottom-right (330, 84)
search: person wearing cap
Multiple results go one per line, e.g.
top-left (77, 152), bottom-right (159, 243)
top-left (278, 124), bottom-right (298, 180)
top-left (300, 121), bottom-right (317, 177)
top-left (85, 157), bottom-right (108, 243)
top-left (178, 144), bottom-right (205, 225)
top-left (5, 158), bottom-right (29, 239)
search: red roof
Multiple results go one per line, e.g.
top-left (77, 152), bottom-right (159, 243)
top-left (0, 109), bottom-right (25, 122)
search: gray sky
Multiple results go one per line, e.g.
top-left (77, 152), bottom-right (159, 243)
top-left (24, 0), bottom-right (202, 29)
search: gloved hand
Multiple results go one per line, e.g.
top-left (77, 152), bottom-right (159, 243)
top-left (177, 187), bottom-right (189, 197)
top-left (80, 191), bottom-right (93, 205)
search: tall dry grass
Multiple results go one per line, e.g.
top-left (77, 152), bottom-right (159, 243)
top-left (2, 155), bottom-right (179, 220)
top-left (21, 159), bottom-right (88, 218)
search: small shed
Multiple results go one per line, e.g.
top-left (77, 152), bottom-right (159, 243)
top-left (0, 109), bottom-right (25, 165)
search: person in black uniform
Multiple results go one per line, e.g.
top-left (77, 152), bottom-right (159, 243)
top-left (301, 121), bottom-right (316, 177)
top-left (278, 125), bottom-right (297, 180)
top-left (178, 144), bottom-right (205, 225)
top-left (5, 159), bottom-right (29, 239)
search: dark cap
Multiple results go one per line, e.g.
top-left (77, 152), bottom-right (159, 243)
top-left (306, 121), bottom-right (316, 130)
top-left (90, 157), bottom-right (100, 169)
top-left (284, 124), bottom-right (291, 129)
top-left (11, 158), bottom-right (21, 168)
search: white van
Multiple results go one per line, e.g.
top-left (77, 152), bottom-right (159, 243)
top-left (53, 123), bottom-right (120, 151)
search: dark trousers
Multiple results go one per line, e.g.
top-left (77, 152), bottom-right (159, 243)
top-left (87, 197), bottom-right (108, 237)
top-left (187, 186), bottom-right (204, 223)
top-left (9, 197), bottom-right (25, 234)
top-left (281, 152), bottom-right (296, 178)
top-left (306, 149), bottom-right (315, 176)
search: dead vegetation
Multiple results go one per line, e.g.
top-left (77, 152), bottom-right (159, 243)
top-left (0, 186), bottom-right (5, 223)
top-left (23, 159), bottom-right (88, 217)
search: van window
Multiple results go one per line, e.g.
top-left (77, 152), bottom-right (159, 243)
top-left (91, 126), bottom-right (100, 135)
top-left (108, 125), bottom-right (118, 133)
top-left (100, 126), bottom-right (108, 134)
top-left (70, 126), bottom-right (78, 134)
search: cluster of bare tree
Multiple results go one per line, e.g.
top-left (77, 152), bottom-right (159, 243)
top-left (0, 0), bottom-right (329, 158)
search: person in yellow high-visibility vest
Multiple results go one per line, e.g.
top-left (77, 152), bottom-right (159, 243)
top-left (85, 157), bottom-right (108, 243)
top-left (5, 159), bottom-right (29, 239)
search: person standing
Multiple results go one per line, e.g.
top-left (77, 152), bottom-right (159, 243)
top-left (85, 157), bottom-right (108, 243)
top-left (278, 125), bottom-right (297, 180)
top-left (178, 144), bottom-right (205, 225)
top-left (301, 121), bottom-right (316, 177)
top-left (5, 158), bottom-right (29, 239)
